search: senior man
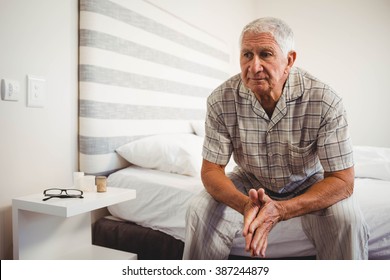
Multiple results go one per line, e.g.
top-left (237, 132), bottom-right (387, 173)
top-left (183, 17), bottom-right (369, 260)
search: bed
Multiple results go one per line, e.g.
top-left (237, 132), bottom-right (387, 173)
top-left (78, 0), bottom-right (390, 260)
top-left (91, 138), bottom-right (390, 260)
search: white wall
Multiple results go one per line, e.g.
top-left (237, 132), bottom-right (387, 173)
top-left (0, 0), bottom-right (78, 259)
top-left (253, 0), bottom-right (390, 147)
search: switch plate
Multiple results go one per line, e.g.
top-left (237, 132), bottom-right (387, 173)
top-left (27, 75), bottom-right (46, 108)
top-left (1, 78), bottom-right (20, 101)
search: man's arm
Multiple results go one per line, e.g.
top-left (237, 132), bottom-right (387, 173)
top-left (278, 166), bottom-right (354, 220)
top-left (201, 159), bottom-right (249, 214)
top-left (201, 158), bottom-right (266, 256)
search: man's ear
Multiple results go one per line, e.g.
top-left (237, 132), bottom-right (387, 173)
top-left (285, 51), bottom-right (297, 73)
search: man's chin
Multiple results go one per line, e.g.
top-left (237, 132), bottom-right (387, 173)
top-left (249, 85), bottom-right (269, 95)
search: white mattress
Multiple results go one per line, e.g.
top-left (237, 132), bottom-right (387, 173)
top-left (107, 166), bottom-right (390, 259)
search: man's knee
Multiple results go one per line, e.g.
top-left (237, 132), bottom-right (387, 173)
top-left (328, 196), bottom-right (367, 232)
top-left (186, 190), bottom-right (217, 224)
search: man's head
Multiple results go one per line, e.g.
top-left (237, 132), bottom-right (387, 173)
top-left (239, 17), bottom-right (296, 98)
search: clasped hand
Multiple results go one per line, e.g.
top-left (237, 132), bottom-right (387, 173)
top-left (242, 188), bottom-right (283, 258)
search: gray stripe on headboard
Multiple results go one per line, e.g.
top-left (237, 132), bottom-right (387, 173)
top-left (79, 100), bottom-right (206, 120)
top-left (80, 0), bottom-right (229, 62)
top-left (79, 65), bottom-right (212, 97)
top-left (80, 29), bottom-right (229, 80)
top-left (80, 135), bottom-right (146, 155)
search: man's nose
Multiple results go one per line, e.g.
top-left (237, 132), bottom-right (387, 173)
top-left (249, 56), bottom-right (263, 74)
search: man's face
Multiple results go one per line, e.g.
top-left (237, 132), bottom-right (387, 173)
top-left (240, 32), bottom-right (291, 97)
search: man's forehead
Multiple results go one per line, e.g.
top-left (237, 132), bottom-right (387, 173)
top-left (241, 32), bottom-right (278, 47)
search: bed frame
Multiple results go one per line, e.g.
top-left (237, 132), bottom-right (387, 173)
top-left (92, 217), bottom-right (184, 260)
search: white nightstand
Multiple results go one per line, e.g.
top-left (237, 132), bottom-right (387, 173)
top-left (12, 187), bottom-right (137, 260)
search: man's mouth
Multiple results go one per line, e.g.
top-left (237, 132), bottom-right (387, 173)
top-left (250, 77), bottom-right (267, 82)
top-left (249, 76), bottom-right (267, 81)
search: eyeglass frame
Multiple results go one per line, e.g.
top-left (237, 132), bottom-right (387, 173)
top-left (43, 188), bottom-right (84, 201)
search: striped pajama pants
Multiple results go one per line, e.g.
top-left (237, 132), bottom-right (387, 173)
top-left (182, 174), bottom-right (369, 260)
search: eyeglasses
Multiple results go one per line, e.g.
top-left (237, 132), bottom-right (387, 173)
top-left (43, 188), bottom-right (84, 201)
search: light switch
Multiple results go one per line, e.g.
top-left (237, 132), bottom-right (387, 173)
top-left (27, 75), bottom-right (46, 108)
top-left (1, 78), bottom-right (20, 101)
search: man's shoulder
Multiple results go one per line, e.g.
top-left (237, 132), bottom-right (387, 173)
top-left (289, 67), bottom-right (340, 101)
top-left (291, 67), bottom-right (337, 91)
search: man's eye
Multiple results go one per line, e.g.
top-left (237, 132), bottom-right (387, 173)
top-left (243, 52), bottom-right (253, 59)
top-left (260, 51), bottom-right (272, 58)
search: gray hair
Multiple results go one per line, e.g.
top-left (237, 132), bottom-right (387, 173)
top-left (239, 17), bottom-right (295, 56)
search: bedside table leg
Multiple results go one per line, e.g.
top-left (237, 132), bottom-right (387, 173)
top-left (14, 209), bottom-right (91, 259)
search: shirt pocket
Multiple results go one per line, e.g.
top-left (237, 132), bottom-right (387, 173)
top-left (287, 141), bottom-right (318, 177)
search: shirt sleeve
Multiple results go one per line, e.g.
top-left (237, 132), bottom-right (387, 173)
top-left (202, 92), bottom-right (233, 165)
top-left (317, 93), bottom-right (354, 172)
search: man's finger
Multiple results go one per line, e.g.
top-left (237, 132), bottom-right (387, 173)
top-left (245, 232), bottom-right (253, 252)
top-left (249, 189), bottom-right (259, 203)
top-left (243, 189), bottom-right (260, 236)
top-left (258, 188), bottom-right (270, 204)
top-left (251, 222), bottom-right (272, 257)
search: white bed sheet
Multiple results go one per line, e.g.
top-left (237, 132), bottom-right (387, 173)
top-left (107, 166), bottom-right (390, 259)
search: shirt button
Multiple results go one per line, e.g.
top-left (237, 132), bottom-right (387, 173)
top-left (268, 152), bottom-right (272, 157)
top-left (271, 179), bottom-right (276, 184)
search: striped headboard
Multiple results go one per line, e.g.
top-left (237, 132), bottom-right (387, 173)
top-left (79, 0), bottom-right (231, 175)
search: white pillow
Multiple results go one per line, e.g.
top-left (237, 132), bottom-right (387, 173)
top-left (190, 120), bottom-right (205, 137)
top-left (353, 146), bottom-right (390, 181)
top-left (116, 134), bottom-right (204, 177)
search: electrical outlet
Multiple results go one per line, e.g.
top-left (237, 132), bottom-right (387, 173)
top-left (1, 78), bottom-right (20, 101)
top-left (27, 75), bottom-right (46, 108)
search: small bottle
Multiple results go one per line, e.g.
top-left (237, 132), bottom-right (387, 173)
top-left (95, 176), bottom-right (107, 192)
